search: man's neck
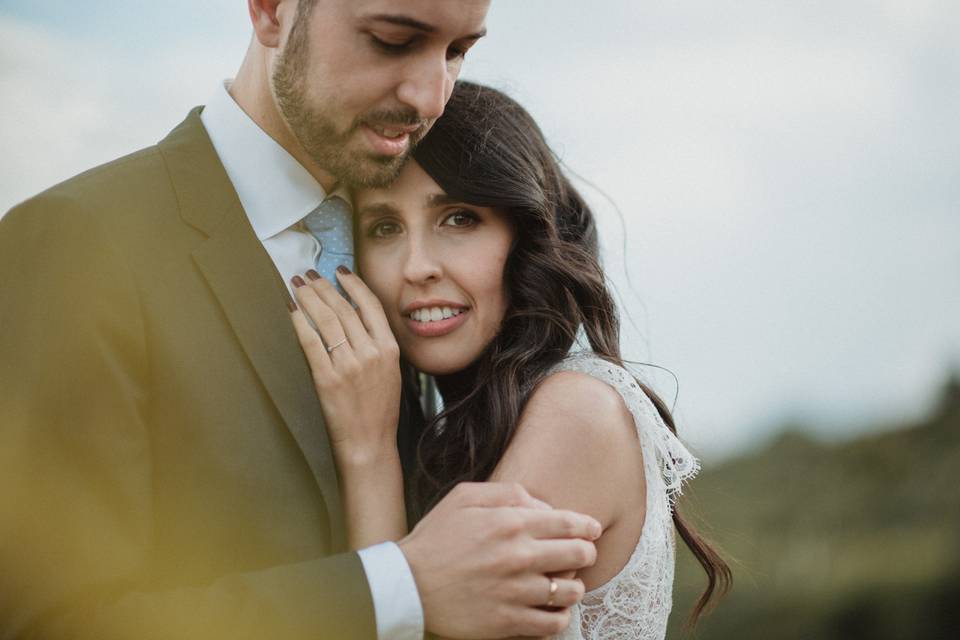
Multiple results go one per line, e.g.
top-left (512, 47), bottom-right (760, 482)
top-left (229, 56), bottom-right (338, 193)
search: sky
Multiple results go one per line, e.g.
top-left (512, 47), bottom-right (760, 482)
top-left (2, 1), bottom-right (958, 460)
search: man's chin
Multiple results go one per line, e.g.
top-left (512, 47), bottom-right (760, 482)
top-left (335, 153), bottom-right (408, 190)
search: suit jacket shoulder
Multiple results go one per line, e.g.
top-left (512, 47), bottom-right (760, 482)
top-left (2, 108), bottom-right (234, 277)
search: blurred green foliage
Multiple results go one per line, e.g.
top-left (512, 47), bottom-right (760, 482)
top-left (668, 375), bottom-right (960, 639)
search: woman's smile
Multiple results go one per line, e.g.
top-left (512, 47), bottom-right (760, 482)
top-left (403, 300), bottom-right (471, 337)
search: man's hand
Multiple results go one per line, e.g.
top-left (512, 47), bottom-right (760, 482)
top-left (398, 482), bottom-right (600, 639)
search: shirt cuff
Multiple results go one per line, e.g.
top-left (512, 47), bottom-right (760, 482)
top-left (357, 541), bottom-right (424, 640)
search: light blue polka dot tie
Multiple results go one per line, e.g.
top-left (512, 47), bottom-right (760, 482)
top-left (303, 195), bottom-right (354, 295)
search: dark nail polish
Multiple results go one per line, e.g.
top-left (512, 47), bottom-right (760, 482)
top-left (287, 300), bottom-right (298, 312)
top-left (337, 265), bottom-right (352, 275)
top-left (306, 269), bottom-right (321, 281)
top-left (291, 275), bottom-right (306, 288)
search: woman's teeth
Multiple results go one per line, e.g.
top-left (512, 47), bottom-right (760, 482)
top-left (410, 307), bottom-right (464, 323)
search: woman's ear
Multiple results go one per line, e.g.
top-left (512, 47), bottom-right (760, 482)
top-left (247, 0), bottom-right (286, 48)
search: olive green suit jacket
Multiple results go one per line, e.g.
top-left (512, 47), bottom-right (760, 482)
top-left (0, 110), bottom-right (389, 639)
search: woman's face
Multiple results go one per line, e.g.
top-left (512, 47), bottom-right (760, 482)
top-left (355, 161), bottom-right (513, 376)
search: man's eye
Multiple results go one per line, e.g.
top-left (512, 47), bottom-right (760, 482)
top-left (370, 35), bottom-right (413, 55)
top-left (442, 210), bottom-right (480, 228)
top-left (446, 46), bottom-right (467, 62)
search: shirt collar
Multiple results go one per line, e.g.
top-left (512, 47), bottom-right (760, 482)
top-left (200, 81), bottom-right (349, 240)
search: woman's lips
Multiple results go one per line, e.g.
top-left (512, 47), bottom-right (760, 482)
top-left (405, 309), bottom-right (470, 338)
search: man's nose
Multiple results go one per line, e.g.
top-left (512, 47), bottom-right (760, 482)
top-left (396, 54), bottom-right (450, 121)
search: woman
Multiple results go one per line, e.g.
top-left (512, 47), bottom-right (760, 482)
top-left (289, 81), bottom-right (730, 638)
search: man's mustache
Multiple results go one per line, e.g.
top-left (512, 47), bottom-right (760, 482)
top-left (354, 108), bottom-right (430, 143)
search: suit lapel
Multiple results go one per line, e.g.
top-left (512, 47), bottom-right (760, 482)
top-left (158, 109), bottom-right (346, 550)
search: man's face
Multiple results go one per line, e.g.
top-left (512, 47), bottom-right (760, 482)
top-left (271, 0), bottom-right (490, 189)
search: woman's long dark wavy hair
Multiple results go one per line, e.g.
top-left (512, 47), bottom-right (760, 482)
top-left (409, 80), bottom-right (731, 623)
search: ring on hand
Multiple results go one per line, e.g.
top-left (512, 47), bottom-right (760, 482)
top-left (546, 578), bottom-right (559, 607)
top-left (325, 338), bottom-right (348, 353)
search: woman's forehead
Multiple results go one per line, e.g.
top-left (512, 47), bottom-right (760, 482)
top-left (354, 161), bottom-right (451, 215)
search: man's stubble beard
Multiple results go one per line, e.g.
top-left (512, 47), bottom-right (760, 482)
top-left (271, 12), bottom-right (424, 189)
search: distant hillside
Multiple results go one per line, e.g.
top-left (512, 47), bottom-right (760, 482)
top-left (667, 375), bottom-right (960, 639)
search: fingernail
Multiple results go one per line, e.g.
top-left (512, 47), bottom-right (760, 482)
top-left (590, 520), bottom-right (602, 539)
top-left (287, 300), bottom-right (298, 312)
top-left (336, 265), bottom-right (352, 275)
top-left (531, 498), bottom-right (552, 510)
top-left (291, 275), bottom-right (306, 288)
top-left (306, 269), bottom-right (321, 281)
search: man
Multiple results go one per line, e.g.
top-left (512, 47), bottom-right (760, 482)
top-left (0, 1), bottom-right (599, 639)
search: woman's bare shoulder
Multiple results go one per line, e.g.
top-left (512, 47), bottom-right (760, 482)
top-left (527, 370), bottom-right (638, 445)
top-left (490, 370), bottom-right (644, 529)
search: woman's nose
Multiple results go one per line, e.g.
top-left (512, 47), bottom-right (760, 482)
top-left (402, 237), bottom-right (443, 284)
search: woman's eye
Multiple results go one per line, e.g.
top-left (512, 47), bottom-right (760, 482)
top-left (368, 220), bottom-right (402, 238)
top-left (442, 210), bottom-right (480, 228)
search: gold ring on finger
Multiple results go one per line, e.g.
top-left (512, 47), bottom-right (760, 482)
top-left (546, 578), bottom-right (559, 607)
top-left (325, 338), bottom-right (348, 353)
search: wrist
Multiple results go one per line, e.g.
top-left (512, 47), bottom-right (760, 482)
top-left (334, 442), bottom-right (401, 472)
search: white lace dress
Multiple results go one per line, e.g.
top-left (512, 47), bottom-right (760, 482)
top-left (549, 351), bottom-right (699, 640)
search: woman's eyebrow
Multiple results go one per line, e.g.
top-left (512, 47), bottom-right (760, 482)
top-left (356, 202), bottom-right (399, 219)
top-left (425, 192), bottom-right (459, 208)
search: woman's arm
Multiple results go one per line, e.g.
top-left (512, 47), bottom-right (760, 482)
top-left (289, 269), bottom-right (407, 549)
top-left (490, 370), bottom-right (648, 592)
top-left (337, 450), bottom-right (408, 549)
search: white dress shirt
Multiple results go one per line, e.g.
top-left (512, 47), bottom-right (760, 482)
top-left (201, 81), bottom-right (424, 640)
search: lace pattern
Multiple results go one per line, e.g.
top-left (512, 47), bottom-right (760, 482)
top-left (547, 351), bottom-right (699, 640)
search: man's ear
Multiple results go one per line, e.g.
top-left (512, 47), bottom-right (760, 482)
top-left (248, 0), bottom-right (286, 48)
